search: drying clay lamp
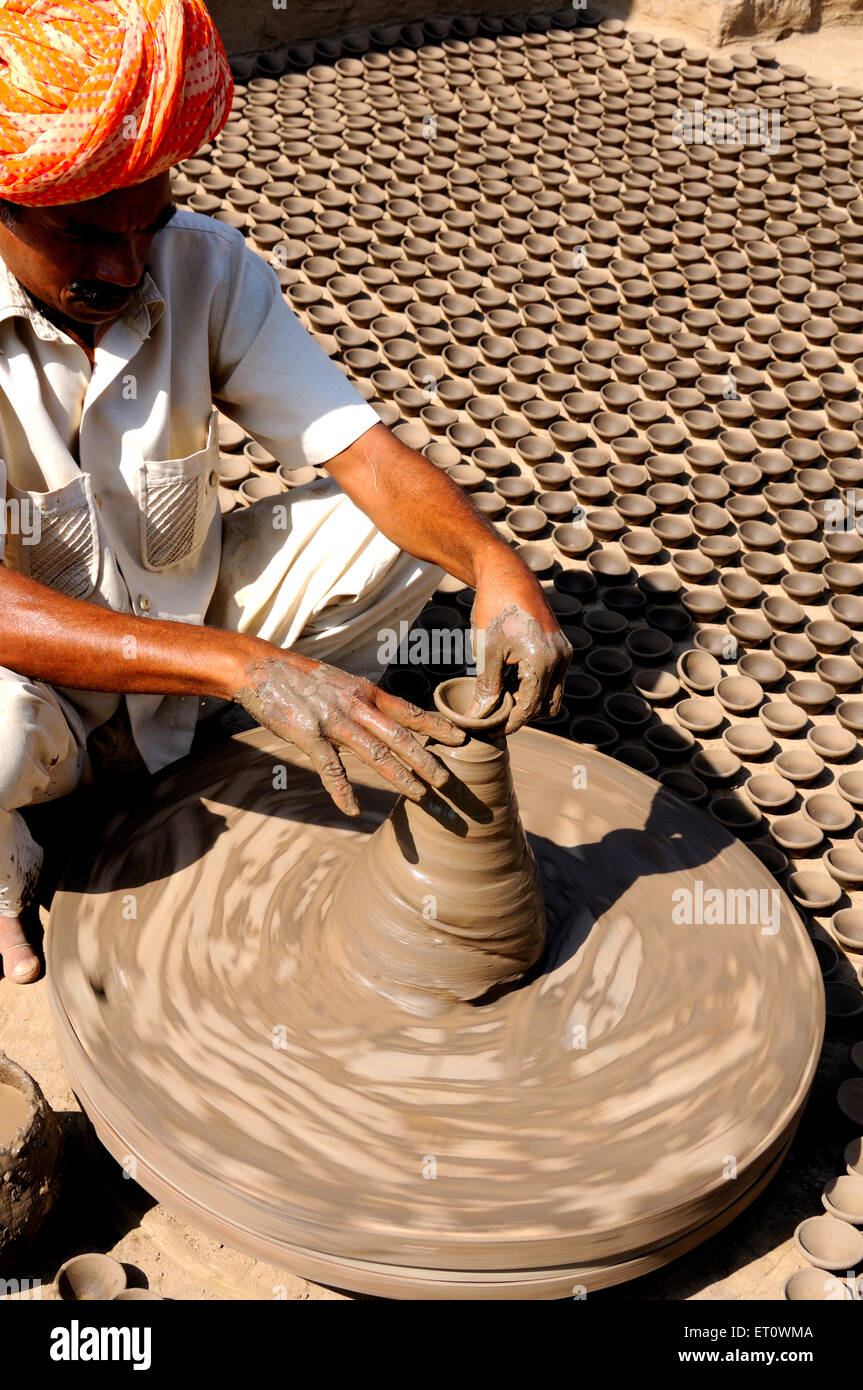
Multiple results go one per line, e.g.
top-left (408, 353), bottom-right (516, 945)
top-left (49, 677), bottom-right (823, 1298)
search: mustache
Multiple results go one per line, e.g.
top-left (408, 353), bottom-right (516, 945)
top-left (67, 279), bottom-right (139, 309)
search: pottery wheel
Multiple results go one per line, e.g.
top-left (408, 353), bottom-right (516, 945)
top-left (48, 725), bottom-right (823, 1298)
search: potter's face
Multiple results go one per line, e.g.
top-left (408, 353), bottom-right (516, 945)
top-left (0, 173), bottom-right (175, 325)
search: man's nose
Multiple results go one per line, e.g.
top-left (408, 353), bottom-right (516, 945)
top-left (92, 239), bottom-right (145, 287)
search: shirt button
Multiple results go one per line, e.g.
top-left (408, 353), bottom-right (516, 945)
top-left (208, 469), bottom-right (218, 488)
top-left (138, 594), bottom-right (151, 613)
top-left (94, 493), bottom-right (103, 510)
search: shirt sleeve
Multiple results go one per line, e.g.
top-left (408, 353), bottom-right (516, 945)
top-left (208, 226), bottom-right (380, 469)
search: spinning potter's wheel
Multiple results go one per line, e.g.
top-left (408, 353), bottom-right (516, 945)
top-left (49, 706), bottom-right (823, 1299)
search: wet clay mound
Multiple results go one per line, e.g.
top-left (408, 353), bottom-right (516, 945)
top-left (49, 724), bottom-right (822, 1297)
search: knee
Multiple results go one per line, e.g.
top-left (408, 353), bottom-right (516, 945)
top-left (0, 672), bottom-right (83, 810)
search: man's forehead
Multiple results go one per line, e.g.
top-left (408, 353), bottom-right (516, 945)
top-left (39, 176), bottom-right (173, 234)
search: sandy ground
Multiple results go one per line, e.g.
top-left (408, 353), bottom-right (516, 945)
top-left (3, 16), bottom-right (863, 1302)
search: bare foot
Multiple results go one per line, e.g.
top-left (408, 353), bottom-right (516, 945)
top-left (0, 914), bottom-right (40, 983)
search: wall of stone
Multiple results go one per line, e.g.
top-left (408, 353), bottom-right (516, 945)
top-left (204, 0), bottom-right (863, 57)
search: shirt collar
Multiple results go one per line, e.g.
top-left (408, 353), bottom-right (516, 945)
top-left (0, 254), bottom-right (165, 344)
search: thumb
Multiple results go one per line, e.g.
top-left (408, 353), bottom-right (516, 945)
top-left (468, 627), bottom-right (504, 716)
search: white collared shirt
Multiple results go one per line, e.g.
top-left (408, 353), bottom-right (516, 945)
top-left (0, 210), bottom-right (379, 770)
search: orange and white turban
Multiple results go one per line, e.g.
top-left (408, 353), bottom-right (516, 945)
top-left (0, 0), bottom-right (233, 205)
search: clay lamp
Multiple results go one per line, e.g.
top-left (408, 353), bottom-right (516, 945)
top-left (709, 794), bottom-right (762, 837)
top-left (57, 1253), bottom-right (127, 1301)
top-left (786, 677), bottom-right (834, 716)
top-left (671, 551), bottom-right (714, 584)
top-left (760, 700), bottom-right (809, 737)
top-left (787, 870), bottom-right (842, 914)
top-left (626, 627), bottom-right (673, 665)
top-left (603, 692), bottom-right (652, 736)
top-left (718, 571), bottom-right (762, 608)
top-left (674, 697), bottom-right (724, 737)
top-left (677, 649), bottom-right (722, 694)
top-left (770, 812), bottom-right (823, 854)
top-left (833, 909), bottom-right (863, 952)
top-left (473, 493), bottom-right (506, 522)
top-left (838, 1078), bottom-right (863, 1127)
top-left (723, 722), bottom-right (775, 760)
top-left (794, 1215), bottom-right (863, 1272)
top-left (615, 744), bottom-right (660, 776)
top-left (608, 462), bottom-right (649, 494)
top-left (572, 475), bottom-right (612, 505)
top-left (552, 523), bottom-right (593, 559)
top-left (506, 506), bottom-right (547, 540)
top-left (739, 652), bottom-right (786, 687)
top-left (496, 478), bottom-right (534, 507)
top-left (825, 847), bottom-right (863, 891)
top-left (807, 725), bottom-right (857, 763)
top-left (762, 595), bottom-right (806, 632)
top-left (825, 531), bottom-right (863, 562)
top-left (691, 475), bottom-right (730, 504)
top-left (782, 572), bottom-right (826, 603)
top-left (570, 445), bottom-right (612, 476)
top-left (716, 675), bottom-right (763, 716)
top-left (837, 770), bottom-right (863, 810)
top-left (644, 723), bottom-right (695, 764)
top-left (806, 619), bottom-right (852, 654)
top-left (649, 515), bottom-right (692, 549)
top-left (632, 668), bottom-right (680, 704)
top-left (822, 1176), bottom-right (863, 1224)
top-left (834, 594), bottom-right (863, 629)
top-left (617, 492), bottom-right (657, 524)
top-left (825, 561), bottom-right (863, 596)
top-left (769, 632), bottom-right (817, 670)
top-left (692, 747), bottom-right (742, 784)
top-left (785, 540), bottom-right (828, 575)
top-left (812, 934), bottom-right (841, 981)
top-left (745, 773), bottom-right (795, 812)
top-left (837, 700), bottom-right (863, 736)
top-left (514, 543), bottom-right (554, 577)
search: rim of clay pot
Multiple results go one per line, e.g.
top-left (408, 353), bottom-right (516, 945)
top-left (0, 1052), bottom-right (39, 1153)
top-left (434, 676), bottom-right (514, 731)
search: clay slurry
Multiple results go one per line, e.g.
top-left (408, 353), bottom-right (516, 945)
top-left (0, 1082), bottom-right (29, 1146)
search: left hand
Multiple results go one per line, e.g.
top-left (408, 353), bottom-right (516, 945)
top-left (469, 553), bottom-right (573, 733)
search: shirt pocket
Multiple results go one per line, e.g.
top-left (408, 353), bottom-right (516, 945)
top-left (137, 411), bottom-right (220, 573)
top-left (4, 472), bottom-right (100, 601)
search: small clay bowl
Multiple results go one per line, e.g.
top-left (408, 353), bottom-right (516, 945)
top-left (774, 749), bottom-right (824, 785)
top-left (822, 1176), bottom-right (863, 1225)
top-left (552, 524), bottom-right (593, 559)
top-left (723, 723), bottom-right (774, 760)
top-left (838, 1079), bottom-right (863, 1127)
top-left (838, 700), bottom-right (863, 735)
top-left (805, 793), bottom-right (856, 835)
top-left (57, 1253), bottom-right (127, 1302)
top-left (837, 772), bottom-right (863, 809)
top-left (783, 1268), bottom-right (851, 1301)
top-left (716, 675), bottom-right (763, 715)
top-left (762, 595), bottom-right (805, 631)
top-left (644, 723), bottom-right (696, 763)
top-left (826, 984), bottom-right (863, 1026)
top-left (745, 773), bottom-right (795, 812)
top-left (739, 652), bottom-right (785, 687)
top-left (794, 1214), bottom-right (863, 1271)
top-left (807, 725), bottom-right (858, 762)
top-left (846, 1136), bottom-right (863, 1178)
top-left (718, 571), bottom-right (762, 607)
top-left (833, 909), bottom-right (863, 952)
top-left (759, 701), bottom-right (807, 737)
top-left (782, 572), bottom-right (826, 603)
top-left (825, 847), bottom-right (863, 890)
top-left (727, 613), bottom-right (773, 649)
top-left (806, 619), bottom-right (852, 654)
top-left (515, 543), bottom-right (554, 576)
top-left (786, 870), bottom-right (842, 913)
top-left (770, 814), bottom-right (823, 853)
top-left (710, 794), bottom-right (762, 837)
top-left (787, 679), bottom-right (834, 716)
top-left (569, 718), bottom-right (619, 753)
top-left (750, 841), bottom-right (789, 878)
top-left (691, 748), bottom-right (741, 784)
top-left (587, 550), bottom-right (632, 586)
top-left (631, 669), bottom-right (680, 704)
top-left (771, 633), bottom-right (818, 669)
top-left (677, 649), bottom-right (722, 695)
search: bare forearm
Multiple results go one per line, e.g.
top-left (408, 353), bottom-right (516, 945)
top-left (0, 569), bottom-right (276, 698)
top-left (325, 422), bottom-right (515, 588)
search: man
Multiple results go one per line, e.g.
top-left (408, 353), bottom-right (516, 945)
top-left (0, 0), bottom-right (571, 983)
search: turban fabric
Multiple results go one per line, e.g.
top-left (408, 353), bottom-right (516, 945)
top-left (0, 0), bottom-right (233, 205)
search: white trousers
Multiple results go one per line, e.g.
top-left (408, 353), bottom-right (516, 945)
top-left (0, 479), bottom-right (441, 915)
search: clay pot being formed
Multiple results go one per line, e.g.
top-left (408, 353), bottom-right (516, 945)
top-left (326, 678), bottom-right (546, 1015)
top-left (0, 1054), bottom-right (62, 1270)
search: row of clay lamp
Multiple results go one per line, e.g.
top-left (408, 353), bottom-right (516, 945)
top-left (194, 24), bottom-right (863, 994)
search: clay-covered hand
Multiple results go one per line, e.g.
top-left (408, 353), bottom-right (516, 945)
top-left (234, 656), bottom-right (465, 817)
top-left (469, 567), bottom-right (572, 734)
